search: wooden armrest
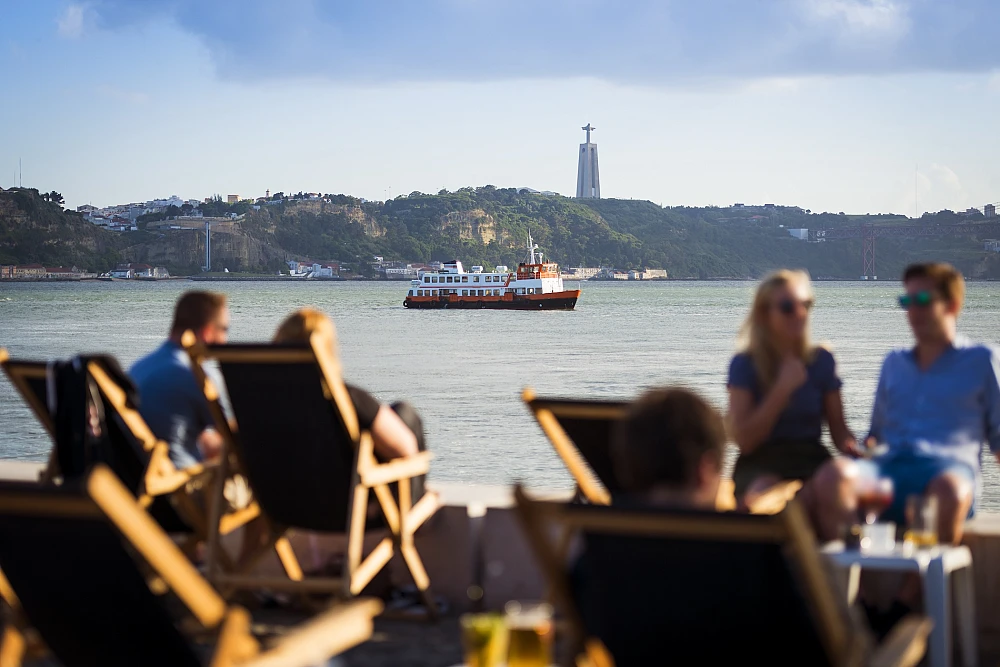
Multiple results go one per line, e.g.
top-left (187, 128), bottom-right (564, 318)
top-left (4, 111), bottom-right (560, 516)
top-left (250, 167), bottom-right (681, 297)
top-left (747, 479), bottom-right (802, 515)
top-left (869, 614), bottom-right (931, 667)
top-left (360, 452), bottom-right (433, 487)
top-left (243, 598), bottom-right (382, 667)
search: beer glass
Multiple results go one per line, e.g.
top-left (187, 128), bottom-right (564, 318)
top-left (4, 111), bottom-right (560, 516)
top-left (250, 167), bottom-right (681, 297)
top-left (460, 612), bottom-right (507, 667)
top-left (505, 601), bottom-right (553, 667)
top-left (904, 495), bottom-right (938, 549)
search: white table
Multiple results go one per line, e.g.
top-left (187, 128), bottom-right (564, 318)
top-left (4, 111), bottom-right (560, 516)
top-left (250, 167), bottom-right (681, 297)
top-left (821, 543), bottom-right (976, 667)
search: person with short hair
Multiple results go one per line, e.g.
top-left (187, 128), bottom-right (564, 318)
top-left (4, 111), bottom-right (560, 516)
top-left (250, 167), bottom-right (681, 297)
top-left (726, 270), bottom-right (859, 539)
top-left (612, 387), bottom-right (727, 509)
top-left (130, 291), bottom-right (231, 469)
top-left (864, 263), bottom-right (1000, 543)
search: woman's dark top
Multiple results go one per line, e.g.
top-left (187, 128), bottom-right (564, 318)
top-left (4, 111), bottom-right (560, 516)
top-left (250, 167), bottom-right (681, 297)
top-left (346, 384), bottom-right (381, 430)
top-left (727, 348), bottom-right (842, 496)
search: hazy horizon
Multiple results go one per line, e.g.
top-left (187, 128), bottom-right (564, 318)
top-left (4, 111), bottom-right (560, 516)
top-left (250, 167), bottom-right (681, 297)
top-left (2, 1), bottom-right (999, 214)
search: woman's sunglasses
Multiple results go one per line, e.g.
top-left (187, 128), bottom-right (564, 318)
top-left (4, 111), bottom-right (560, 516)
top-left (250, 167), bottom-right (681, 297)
top-left (898, 291), bottom-right (937, 310)
top-left (776, 298), bottom-right (814, 315)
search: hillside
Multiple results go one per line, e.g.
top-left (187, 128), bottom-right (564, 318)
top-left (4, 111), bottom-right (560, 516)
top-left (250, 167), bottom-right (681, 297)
top-left (2, 186), bottom-right (999, 279)
top-left (0, 188), bottom-right (123, 270)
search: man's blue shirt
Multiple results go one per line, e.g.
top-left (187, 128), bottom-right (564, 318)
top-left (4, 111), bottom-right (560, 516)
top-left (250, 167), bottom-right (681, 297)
top-left (869, 336), bottom-right (1000, 484)
top-left (129, 340), bottom-right (214, 469)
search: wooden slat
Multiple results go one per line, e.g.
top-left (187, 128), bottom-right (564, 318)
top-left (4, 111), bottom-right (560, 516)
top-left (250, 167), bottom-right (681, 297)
top-left (533, 408), bottom-right (610, 505)
top-left (86, 466), bottom-right (228, 629)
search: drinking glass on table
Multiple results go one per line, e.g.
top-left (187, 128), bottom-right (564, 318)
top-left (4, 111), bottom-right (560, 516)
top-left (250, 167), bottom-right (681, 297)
top-left (904, 495), bottom-right (939, 549)
top-left (505, 601), bottom-right (553, 667)
top-left (460, 612), bottom-right (508, 667)
top-left (856, 475), bottom-right (893, 525)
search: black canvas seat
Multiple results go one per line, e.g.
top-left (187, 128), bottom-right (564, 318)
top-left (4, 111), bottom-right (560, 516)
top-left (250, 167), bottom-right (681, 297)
top-left (185, 336), bottom-right (440, 614)
top-left (0, 466), bottom-right (380, 667)
top-left (0, 349), bottom-right (259, 552)
top-left (522, 388), bottom-right (628, 504)
top-left (514, 488), bottom-right (932, 667)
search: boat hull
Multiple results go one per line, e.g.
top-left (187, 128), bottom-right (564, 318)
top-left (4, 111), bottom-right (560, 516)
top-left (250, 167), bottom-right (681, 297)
top-left (404, 290), bottom-right (580, 311)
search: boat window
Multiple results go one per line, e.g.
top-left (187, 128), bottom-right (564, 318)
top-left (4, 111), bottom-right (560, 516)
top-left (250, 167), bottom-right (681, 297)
top-left (445, 276), bottom-right (452, 283)
top-left (461, 276), bottom-right (468, 283)
top-left (462, 290), bottom-right (467, 296)
top-left (431, 276), bottom-right (437, 283)
top-left (473, 276), bottom-right (479, 282)
top-left (408, 290), bottom-right (413, 296)
top-left (424, 276), bottom-right (429, 283)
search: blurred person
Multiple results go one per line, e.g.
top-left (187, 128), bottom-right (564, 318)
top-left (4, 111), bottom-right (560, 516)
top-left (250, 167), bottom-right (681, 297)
top-left (726, 270), bottom-right (859, 539)
top-left (130, 291), bottom-right (230, 468)
top-left (853, 262), bottom-right (1000, 636)
top-left (273, 308), bottom-right (425, 495)
top-left (863, 263), bottom-right (1000, 543)
top-left (611, 387), bottom-right (727, 509)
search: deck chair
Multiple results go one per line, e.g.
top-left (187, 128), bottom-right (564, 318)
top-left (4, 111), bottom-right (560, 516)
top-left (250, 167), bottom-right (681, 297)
top-left (0, 465), bottom-right (381, 667)
top-left (0, 349), bottom-right (257, 558)
top-left (184, 334), bottom-right (441, 614)
top-left (514, 486), bottom-right (931, 667)
top-left (522, 387), bottom-right (795, 513)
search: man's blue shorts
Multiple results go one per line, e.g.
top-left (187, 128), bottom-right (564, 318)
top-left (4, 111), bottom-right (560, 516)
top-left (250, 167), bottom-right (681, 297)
top-left (857, 454), bottom-right (976, 524)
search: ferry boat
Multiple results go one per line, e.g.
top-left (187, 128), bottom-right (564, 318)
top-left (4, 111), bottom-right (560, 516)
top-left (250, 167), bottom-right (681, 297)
top-left (403, 235), bottom-right (581, 310)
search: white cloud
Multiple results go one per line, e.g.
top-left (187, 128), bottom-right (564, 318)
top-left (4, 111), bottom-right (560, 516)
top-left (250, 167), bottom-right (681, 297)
top-left (802, 0), bottom-right (912, 43)
top-left (57, 3), bottom-right (88, 39)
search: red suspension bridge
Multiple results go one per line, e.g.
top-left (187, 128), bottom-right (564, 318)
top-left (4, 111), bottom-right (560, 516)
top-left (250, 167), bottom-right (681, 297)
top-left (809, 222), bottom-right (1000, 279)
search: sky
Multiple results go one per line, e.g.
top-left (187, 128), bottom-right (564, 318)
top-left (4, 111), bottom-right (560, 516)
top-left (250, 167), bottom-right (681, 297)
top-left (1, 0), bottom-right (999, 214)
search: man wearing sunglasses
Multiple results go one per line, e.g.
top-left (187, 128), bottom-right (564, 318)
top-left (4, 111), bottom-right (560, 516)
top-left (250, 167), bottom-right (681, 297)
top-left (865, 262), bottom-right (1000, 544)
top-left (130, 290), bottom-right (231, 469)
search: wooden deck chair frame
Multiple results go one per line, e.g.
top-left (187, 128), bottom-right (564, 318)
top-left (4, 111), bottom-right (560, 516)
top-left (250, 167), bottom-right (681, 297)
top-left (522, 386), bottom-right (801, 514)
top-left (83, 360), bottom-right (259, 564)
top-left (513, 486), bottom-right (931, 667)
top-left (184, 332), bottom-right (441, 615)
top-left (522, 388), bottom-right (625, 506)
top-left (0, 350), bottom-right (58, 483)
top-left (0, 465), bottom-right (381, 667)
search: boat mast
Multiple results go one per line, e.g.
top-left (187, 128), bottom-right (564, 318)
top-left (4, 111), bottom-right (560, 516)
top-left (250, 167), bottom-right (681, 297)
top-left (527, 231), bottom-right (538, 264)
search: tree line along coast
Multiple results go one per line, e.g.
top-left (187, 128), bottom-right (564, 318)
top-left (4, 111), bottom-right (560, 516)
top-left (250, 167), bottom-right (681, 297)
top-left (2, 185), bottom-right (999, 281)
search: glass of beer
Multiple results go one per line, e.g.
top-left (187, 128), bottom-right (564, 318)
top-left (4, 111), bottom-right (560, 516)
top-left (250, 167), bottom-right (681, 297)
top-left (460, 612), bottom-right (508, 667)
top-left (903, 495), bottom-right (938, 549)
top-left (505, 601), bottom-right (553, 667)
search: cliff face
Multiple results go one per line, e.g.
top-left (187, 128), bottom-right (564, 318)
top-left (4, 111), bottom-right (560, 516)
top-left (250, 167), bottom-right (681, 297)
top-left (440, 209), bottom-right (496, 244)
top-left (0, 188), bottom-right (122, 268)
top-left (124, 225), bottom-right (287, 273)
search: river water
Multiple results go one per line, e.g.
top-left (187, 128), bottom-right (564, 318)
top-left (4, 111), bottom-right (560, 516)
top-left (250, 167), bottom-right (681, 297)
top-left (1, 280), bottom-right (998, 509)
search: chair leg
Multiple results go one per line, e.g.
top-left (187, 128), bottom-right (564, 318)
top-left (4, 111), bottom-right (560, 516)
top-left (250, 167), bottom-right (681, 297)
top-left (399, 540), bottom-right (436, 618)
top-left (274, 537), bottom-right (304, 581)
top-left (0, 625), bottom-right (25, 667)
top-left (205, 455), bottom-right (231, 580)
top-left (953, 564), bottom-right (977, 667)
top-left (924, 561), bottom-right (950, 667)
top-left (350, 537), bottom-right (395, 596)
top-left (344, 482), bottom-right (371, 599)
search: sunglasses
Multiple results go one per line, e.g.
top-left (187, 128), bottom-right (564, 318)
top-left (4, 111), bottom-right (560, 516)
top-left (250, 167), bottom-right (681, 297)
top-left (776, 298), bottom-right (814, 315)
top-left (897, 291), bottom-right (937, 310)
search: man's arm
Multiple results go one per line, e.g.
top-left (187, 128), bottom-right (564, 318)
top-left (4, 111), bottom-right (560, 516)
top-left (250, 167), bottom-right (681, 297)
top-left (985, 348), bottom-right (1000, 465)
top-left (866, 358), bottom-right (889, 448)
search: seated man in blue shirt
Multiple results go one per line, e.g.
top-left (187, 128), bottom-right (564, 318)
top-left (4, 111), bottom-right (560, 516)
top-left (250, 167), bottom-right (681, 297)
top-left (864, 262), bottom-right (1000, 546)
top-left (130, 291), bottom-right (230, 469)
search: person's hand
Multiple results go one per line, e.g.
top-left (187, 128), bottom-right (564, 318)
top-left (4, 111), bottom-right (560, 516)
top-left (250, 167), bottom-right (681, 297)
top-left (197, 428), bottom-right (224, 462)
top-left (841, 437), bottom-right (868, 458)
top-left (775, 357), bottom-right (808, 395)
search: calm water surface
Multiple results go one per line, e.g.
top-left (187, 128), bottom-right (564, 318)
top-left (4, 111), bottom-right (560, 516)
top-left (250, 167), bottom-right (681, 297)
top-left (1, 280), bottom-right (998, 509)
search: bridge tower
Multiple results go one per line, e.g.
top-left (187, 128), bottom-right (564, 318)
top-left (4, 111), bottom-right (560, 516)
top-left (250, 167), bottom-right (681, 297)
top-left (862, 224), bottom-right (876, 280)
